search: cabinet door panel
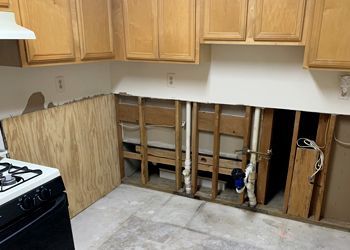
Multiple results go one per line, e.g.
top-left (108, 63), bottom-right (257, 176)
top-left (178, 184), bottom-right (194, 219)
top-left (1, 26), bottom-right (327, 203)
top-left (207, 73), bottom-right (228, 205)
top-left (76, 0), bottom-right (114, 60)
top-left (158, 0), bottom-right (196, 61)
top-left (0, 0), bottom-right (9, 7)
top-left (307, 0), bottom-right (350, 69)
top-left (254, 0), bottom-right (306, 41)
top-left (203, 0), bottom-right (248, 41)
top-left (19, 0), bottom-right (76, 63)
top-left (123, 0), bottom-right (158, 60)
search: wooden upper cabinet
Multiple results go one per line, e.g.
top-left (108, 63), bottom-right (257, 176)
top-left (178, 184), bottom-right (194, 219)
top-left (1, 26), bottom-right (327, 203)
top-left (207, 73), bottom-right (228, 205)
top-left (18, 0), bottom-right (76, 63)
top-left (76, 0), bottom-right (114, 60)
top-left (306, 0), bottom-right (350, 69)
top-left (0, 0), bottom-right (9, 7)
top-left (254, 0), bottom-right (307, 41)
top-left (203, 0), bottom-right (248, 41)
top-left (123, 0), bottom-right (158, 60)
top-left (158, 0), bottom-right (196, 61)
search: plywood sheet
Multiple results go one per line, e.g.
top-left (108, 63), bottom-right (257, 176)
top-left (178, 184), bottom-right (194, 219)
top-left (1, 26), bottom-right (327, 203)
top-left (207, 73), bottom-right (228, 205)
top-left (287, 148), bottom-right (317, 218)
top-left (2, 95), bottom-right (120, 217)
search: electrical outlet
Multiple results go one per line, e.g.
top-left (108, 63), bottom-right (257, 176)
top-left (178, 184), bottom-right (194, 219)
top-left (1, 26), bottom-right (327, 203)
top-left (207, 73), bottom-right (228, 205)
top-left (55, 76), bottom-right (65, 93)
top-left (167, 73), bottom-right (175, 88)
top-left (339, 75), bottom-right (350, 100)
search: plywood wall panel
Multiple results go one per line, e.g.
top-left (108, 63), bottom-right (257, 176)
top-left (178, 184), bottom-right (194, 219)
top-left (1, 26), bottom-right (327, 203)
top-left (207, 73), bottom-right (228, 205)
top-left (2, 95), bottom-right (120, 217)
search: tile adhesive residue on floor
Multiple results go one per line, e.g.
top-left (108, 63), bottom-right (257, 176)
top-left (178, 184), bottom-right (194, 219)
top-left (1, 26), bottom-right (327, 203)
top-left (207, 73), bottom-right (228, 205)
top-left (71, 184), bottom-right (350, 250)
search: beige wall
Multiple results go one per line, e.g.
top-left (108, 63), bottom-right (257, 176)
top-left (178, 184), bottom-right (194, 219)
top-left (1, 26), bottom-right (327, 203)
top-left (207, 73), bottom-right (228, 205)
top-left (323, 116), bottom-right (350, 222)
top-left (111, 45), bottom-right (346, 115)
top-left (0, 62), bottom-right (111, 150)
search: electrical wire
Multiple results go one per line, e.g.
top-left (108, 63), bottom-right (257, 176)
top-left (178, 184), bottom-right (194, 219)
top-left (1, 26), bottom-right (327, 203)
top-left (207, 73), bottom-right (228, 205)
top-left (297, 138), bottom-right (324, 182)
top-left (334, 135), bottom-right (350, 146)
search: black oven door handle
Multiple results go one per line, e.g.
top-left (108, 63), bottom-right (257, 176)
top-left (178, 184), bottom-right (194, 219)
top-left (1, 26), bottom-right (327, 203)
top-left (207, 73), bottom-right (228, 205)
top-left (0, 193), bottom-right (68, 244)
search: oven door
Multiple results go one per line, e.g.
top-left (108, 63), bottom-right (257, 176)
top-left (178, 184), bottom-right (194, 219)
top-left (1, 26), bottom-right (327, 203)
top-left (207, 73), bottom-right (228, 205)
top-left (0, 193), bottom-right (75, 250)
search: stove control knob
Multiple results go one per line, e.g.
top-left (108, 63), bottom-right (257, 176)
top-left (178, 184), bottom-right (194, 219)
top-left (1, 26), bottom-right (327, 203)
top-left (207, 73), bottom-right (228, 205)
top-left (38, 187), bottom-right (51, 201)
top-left (20, 195), bottom-right (34, 211)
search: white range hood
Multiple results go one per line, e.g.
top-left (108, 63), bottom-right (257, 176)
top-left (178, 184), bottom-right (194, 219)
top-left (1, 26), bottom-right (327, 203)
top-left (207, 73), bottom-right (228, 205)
top-left (0, 11), bottom-right (35, 39)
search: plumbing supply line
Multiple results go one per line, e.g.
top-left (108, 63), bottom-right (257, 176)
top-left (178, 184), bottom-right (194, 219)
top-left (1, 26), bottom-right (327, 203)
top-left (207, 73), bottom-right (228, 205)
top-left (183, 102), bottom-right (192, 194)
top-left (245, 107), bottom-right (261, 207)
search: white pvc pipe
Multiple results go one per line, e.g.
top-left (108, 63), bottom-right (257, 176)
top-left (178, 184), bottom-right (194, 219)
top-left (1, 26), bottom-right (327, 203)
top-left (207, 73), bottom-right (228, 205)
top-left (183, 102), bottom-right (192, 194)
top-left (251, 108), bottom-right (261, 161)
top-left (245, 107), bottom-right (261, 207)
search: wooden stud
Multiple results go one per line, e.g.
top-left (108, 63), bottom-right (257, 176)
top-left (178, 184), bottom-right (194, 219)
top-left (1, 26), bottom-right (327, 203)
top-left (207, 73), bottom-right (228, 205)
top-left (115, 95), bottom-right (125, 179)
top-left (283, 111), bottom-right (302, 213)
top-left (198, 111), bottom-right (246, 136)
top-left (118, 103), bottom-right (139, 122)
top-left (138, 97), bottom-right (149, 185)
top-left (191, 103), bottom-right (199, 194)
top-left (239, 106), bottom-right (252, 203)
top-left (175, 101), bottom-right (182, 190)
top-left (309, 114), bottom-right (329, 217)
top-left (287, 148), bottom-right (318, 218)
top-left (211, 104), bottom-right (221, 200)
top-left (123, 151), bottom-right (141, 160)
top-left (313, 115), bottom-right (337, 220)
top-left (135, 145), bottom-right (242, 174)
top-left (256, 108), bottom-right (274, 204)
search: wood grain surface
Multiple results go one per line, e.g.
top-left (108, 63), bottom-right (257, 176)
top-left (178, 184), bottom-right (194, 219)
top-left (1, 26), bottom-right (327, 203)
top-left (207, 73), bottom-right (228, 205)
top-left (2, 95), bottom-right (120, 217)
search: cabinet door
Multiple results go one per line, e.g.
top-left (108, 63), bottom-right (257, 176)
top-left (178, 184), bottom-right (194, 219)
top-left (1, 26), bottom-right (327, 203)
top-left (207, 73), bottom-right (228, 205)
top-left (123, 0), bottom-right (158, 60)
top-left (307, 0), bottom-right (350, 69)
top-left (76, 0), bottom-right (114, 60)
top-left (0, 0), bottom-right (9, 7)
top-left (18, 0), bottom-right (76, 63)
top-left (158, 0), bottom-right (196, 61)
top-left (203, 0), bottom-right (248, 41)
top-left (254, 0), bottom-right (306, 41)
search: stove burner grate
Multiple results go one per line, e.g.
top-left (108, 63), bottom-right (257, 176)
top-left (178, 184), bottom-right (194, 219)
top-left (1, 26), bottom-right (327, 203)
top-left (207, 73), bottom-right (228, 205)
top-left (0, 174), bottom-right (17, 186)
top-left (0, 162), bottom-right (42, 192)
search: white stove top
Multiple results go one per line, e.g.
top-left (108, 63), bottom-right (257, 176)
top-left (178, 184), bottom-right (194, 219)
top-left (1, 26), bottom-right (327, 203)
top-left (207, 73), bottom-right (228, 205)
top-left (0, 158), bottom-right (60, 206)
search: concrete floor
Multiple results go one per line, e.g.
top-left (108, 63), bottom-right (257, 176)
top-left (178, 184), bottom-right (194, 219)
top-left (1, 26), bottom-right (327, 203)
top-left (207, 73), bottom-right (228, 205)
top-left (71, 184), bottom-right (350, 250)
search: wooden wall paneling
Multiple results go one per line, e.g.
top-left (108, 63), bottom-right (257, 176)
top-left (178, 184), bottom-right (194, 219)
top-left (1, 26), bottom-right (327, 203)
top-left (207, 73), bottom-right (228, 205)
top-left (175, 101), bottom-right (183, 190)
top-left (287, 148), bottom-right (318, 218)
top-left (191, 103), bottom-right (199, 194)
top-left (211, 104), bottom-right (221, 199)
top-left (76, 0), bottom-right (114, 60)
top-left (202, 0), bottom-right (248, 41)
top-left (254, 0), bottom-right (307, 42)
top-left (283, 111), bottom-right (302, 213)
top-left (158, 0), bottom-right (196, 61)
top-left (311, 115), bottom-right (337, 220)
top-left (239, 106), bottom-right (252, 203)
top-left (138, 97), bottom-right (149, 185)
top-left (256, 108), bottom-right (274, 204)
top-left (115, 95), bottom-right (125, 179)
top-left (2, 95), bottom-right (120, 217)
top-left (18, 0), bottom-right (76, 63)
top-left (122, 0), bottom-right (159, 60)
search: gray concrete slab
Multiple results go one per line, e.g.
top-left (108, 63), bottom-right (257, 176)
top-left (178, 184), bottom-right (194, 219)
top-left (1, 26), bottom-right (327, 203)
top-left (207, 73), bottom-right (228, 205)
top-left (71, 184), bottom-right (350, 250)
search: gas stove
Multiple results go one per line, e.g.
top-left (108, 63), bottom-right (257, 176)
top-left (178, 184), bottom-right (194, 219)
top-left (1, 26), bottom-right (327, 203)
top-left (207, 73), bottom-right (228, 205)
top-left (0, 158), bottom-right (60, 206)
top-left (0, 158), bottom-right (74, 249)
